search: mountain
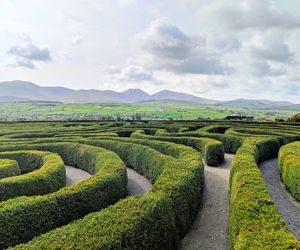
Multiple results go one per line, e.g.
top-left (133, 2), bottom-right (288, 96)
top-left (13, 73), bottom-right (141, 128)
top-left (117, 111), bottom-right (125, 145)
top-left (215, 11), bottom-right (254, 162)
top-left (151, 90), bottom-right (218, 104)
top-left (0, 96), bottom-right (30, 103)
top-left (272, 104), bottom-right (300, 112)
top-left (0, 81), bottom-right (295, 108)
top-left (217, 98), bottom-right (294, 109)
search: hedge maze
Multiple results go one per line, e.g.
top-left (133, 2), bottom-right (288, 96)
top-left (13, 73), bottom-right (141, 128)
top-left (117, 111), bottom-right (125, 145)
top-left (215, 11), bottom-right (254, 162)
top-left (0, 121), bottom-right (299, 249)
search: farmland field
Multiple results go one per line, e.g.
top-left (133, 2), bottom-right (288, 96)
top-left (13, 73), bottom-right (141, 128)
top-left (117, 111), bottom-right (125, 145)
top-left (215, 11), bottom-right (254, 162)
top-left (0, 120), bottom-right (300, 249)
top-left (0, 101), bottom-right (295, 121)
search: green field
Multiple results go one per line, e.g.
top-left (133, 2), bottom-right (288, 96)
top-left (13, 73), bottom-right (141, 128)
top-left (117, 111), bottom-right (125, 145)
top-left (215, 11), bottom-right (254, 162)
top-left (0, 100), bottom-right (294, 121)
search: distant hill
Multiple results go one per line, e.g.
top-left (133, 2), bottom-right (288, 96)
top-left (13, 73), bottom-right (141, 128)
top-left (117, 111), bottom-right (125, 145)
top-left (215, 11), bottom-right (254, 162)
top-left (217, 98), bottom-right (294, 109)
top-left (0, 96), bottom-right (29, 103)
top-left (0, 81), bottom-right (296, 109)
top-left (272, 104), bottom-right (300, 112)
top-left (151, 90), bottom-right (218, 104)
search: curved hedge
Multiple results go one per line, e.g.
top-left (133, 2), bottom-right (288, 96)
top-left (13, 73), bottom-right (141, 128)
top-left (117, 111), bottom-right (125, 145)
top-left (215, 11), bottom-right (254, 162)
top-left (0, 159), bottom-right (20, 179)
top-left (12, 138), bottom-right (204, 249)
top-left (278, 141), bottom-right (300, 200)
top-left (131, 129), bottom-right (224, 166)
top-left (0, 150), bottom-right (65, 201)
top-left (230, 138), bottom-right (299, 249)
top-left (0, 142), bottom-right (127, 249)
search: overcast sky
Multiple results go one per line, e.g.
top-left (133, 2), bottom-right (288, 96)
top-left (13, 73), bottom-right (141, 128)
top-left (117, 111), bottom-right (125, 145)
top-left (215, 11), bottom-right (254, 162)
top-left (0, 0), bottom-right (300, 102)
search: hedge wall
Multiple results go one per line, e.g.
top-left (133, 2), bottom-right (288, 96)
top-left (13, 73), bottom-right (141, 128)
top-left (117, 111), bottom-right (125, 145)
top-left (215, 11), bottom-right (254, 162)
top-left (0, 142), bottom-right (127, 249)
top-left (0, 159), bottom-right (20, 179)
top-left (278, 141), bottom-right (300, 201)
top-left (12, 138), bottom-right (204, 249)
top-left (0, 150), bottom-right (65, 201)
top-left (229, 138), bottom-right (299, 249)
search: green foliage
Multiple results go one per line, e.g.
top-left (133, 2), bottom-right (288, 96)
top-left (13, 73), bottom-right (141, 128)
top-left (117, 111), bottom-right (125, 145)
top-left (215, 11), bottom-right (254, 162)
top-left (0, 143), bottom-right (126, 249)
top-left (278, 142), bottom-right (300, 200)
top-left (0, 151), bottom-right (65, 201)
top-left (0, 159), bottom-right (20, 179)
top-left (230, 139), bottom-right (299, 249)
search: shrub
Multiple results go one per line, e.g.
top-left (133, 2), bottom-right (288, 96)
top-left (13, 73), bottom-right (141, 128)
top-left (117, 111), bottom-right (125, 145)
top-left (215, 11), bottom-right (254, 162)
top-left (230, 138), bottom-right (299, 249)
top-left (0, 150), bottom-right (65, 201)
top-left (278, 142), bottom-right (300, 200)
top-left (0, 143), bottom-right (127, 249)
top-left (0, 159), bottom-right (20, 179)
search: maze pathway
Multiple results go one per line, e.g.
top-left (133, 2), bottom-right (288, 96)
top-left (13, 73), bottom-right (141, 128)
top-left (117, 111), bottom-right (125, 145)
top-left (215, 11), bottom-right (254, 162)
top-left (126, 168), bottom-right (152, 196)
top-left (65, 166), bottom-right (92, 186)
top-left (180, 154), bottom-right (234, 250)
top-left (260, 159), bottom-right (300, 240)
top-left (65, 165), bottom-right (152, 195)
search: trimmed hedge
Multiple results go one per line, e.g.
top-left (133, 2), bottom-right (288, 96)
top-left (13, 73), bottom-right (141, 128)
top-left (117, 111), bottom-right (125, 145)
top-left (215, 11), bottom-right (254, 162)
top-left (12, 138), bottom-right (204, 249)
top-left (14, 193), bottom-right (177, 250)
top-left (0, 150), bottom-right (65, 201)
top-left (131, 130), bottom-right (224, 166)
top-left (278, 141), bottom-right (300, 200)
top-left (0, 142), bottom-right (127, 249)
top-left (0, 159), bottom-right (20, 179)
top-left (230, 138), bottom-right (299, 249)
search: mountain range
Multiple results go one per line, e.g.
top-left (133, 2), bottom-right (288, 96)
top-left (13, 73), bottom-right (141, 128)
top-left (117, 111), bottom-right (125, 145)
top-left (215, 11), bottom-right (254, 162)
top-left (0, 80), bottom-right (297, 110)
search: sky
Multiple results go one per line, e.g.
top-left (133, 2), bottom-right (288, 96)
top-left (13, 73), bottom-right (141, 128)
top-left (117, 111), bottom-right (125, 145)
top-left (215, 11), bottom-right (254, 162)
top-left (0, 0), bottom-right (300, 102)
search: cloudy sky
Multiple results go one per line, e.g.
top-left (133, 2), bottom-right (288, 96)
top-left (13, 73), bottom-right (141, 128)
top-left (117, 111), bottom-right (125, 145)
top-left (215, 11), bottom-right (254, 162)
top-left (0, 0), bottom-right (300, 102)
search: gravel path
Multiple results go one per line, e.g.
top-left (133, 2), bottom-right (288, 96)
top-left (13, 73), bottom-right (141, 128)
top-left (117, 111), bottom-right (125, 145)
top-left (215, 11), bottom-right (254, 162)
top-left (65, 166), bottom-right (92, 186)
top-left (127, 168), bottom-right (152, 196)
top-left (259, 158), bottom-right (300, 240)
top-left (65, 166), bottom-right (152, 196)
top-left (180, 154), bottom-right (234, 250)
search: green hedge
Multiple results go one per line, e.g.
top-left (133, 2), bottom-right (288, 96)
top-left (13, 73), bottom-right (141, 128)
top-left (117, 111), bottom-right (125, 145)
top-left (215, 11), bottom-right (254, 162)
top-left (0, 142), bottom-right (127, 249)
top-left (131, 130), bottom-right (224, 166)
top-left (278, 141), bottom-right (300, 200)
top-left (230, 138), bottom-right (299, 249)
top-left (0, 150), bottom-right (65, 201)
top-left (13, 138), bottom-right (204, 249)
top-left (13, 194), bottom-right (177, 250)
top-left (0, 159), bottom-right (20, 179)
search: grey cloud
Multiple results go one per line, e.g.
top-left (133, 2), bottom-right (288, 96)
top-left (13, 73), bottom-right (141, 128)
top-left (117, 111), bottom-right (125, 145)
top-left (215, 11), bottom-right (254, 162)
top-left (7, 58), bottom-right (36, 69)
top-left (8, 43), bottom-right (51, 61)
top-left (213, 0), bottom-right (300, 31)
top-left (105, 65), bottom-right (154, 82)
top-left (7, 41), bottom-right (52, 69)
top-left (134, 18), bottom-right (227, 75)
top-left (247, 41), bottom-right (294, 64)
top-left (244, 61), bottom-right (286, 77)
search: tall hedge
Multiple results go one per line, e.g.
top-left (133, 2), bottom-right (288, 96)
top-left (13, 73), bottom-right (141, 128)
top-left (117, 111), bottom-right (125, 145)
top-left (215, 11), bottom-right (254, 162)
top-left (0, 143), bottom-right (127, 249)
top-left (230, 138), bottom-right (299, 249)
top-left (278, 141), bottom-right (300, 201)
top-left (0, 150), bottom-right (65, 201)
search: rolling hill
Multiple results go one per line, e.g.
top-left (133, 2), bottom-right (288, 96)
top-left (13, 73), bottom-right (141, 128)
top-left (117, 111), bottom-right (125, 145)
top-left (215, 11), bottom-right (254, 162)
top-left (0, 81), bottom-right (296, 110)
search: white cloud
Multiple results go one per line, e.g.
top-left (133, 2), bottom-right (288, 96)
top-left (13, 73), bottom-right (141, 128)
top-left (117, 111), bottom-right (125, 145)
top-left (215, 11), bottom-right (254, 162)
top-left (207, 0), bottom-right (300, 31)
top-left (244, 33), bottom-right (295, 64)
top-left (132, 18), bottom-right (227, 75)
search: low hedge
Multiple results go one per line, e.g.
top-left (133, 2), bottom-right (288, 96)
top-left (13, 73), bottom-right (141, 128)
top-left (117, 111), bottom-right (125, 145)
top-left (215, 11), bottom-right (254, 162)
top-left (150, 129), bottom-right (243, 154)
top-left (13, 138), bottom-right (204, 249)
top-left (131, 130), bottom-right (224, 166)
top-left (0, 159), bottom-right (20, 179)
top-left (230, 138), bottom-right (299, 249)
top-left (0, 142), bottom-right (127, 249)
top-left (13, 193), bottom-right (177, 250)
top-left (278, 141), bottom-right (300, 201)
top-left (0, 150), bottom-right (65, 201)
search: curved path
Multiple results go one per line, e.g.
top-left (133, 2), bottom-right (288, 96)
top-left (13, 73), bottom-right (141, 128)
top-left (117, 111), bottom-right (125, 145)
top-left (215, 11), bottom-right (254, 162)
top-left (259, 159), bottom-right (300, 240)
top-left (126, 168), bottom-right (152, 196)
top-left (180, 154), bottom-right (234, 250)
top-left (65, 166), bottom-right (92, 186)
top-left (65, 166), bottom-right (152, 196)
